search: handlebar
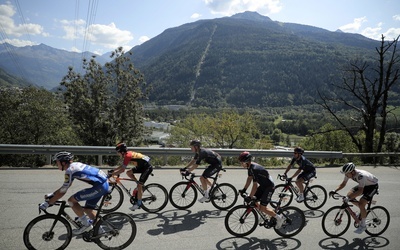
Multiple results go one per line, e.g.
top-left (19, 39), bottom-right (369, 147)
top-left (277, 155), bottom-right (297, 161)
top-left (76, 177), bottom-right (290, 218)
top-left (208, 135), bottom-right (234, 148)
top-left (277, 174), bottom-right (287, 181)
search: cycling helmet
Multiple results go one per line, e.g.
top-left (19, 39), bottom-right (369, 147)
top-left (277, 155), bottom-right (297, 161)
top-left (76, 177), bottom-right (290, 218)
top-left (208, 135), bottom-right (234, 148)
top-left (53, 151), bottom-right (74, 162)
top-left (294, 147), bottom-right (304, 155)
top-left (189, 139), bottom-right (201, 147)
top-left (238, 151), bottom-right (252, 162)
top-left (115, 142), bottom-right (127, 153)
top-left (341, 162), bottom-right (355, 174)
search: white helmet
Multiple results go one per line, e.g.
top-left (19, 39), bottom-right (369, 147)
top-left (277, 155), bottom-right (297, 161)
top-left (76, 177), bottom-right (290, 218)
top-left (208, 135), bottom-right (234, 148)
top-left (341, 162), bottom-right (355, 174)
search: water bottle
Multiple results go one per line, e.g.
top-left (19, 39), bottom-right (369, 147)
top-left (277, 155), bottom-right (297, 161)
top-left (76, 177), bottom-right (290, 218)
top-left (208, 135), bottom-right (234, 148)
top-left (132, 188), bottom-right (138, 197)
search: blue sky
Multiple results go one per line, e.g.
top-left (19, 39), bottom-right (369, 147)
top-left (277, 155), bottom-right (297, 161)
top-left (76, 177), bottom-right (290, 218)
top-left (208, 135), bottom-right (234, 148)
top-left (1, 0), bottom-right (399, 55)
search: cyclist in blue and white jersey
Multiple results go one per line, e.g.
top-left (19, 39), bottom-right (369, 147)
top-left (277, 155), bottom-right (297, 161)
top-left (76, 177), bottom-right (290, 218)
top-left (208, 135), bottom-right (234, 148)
top-left (39, 151), bottom-right (109, 235)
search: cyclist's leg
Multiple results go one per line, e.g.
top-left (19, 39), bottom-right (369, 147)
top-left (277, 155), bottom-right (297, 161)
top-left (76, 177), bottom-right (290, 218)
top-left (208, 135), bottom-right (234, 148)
top-left (359, 185), bottom-right (379, 224)
top-left (202, 165), bottom-right (219, 197)
top-left (136, 165), bottom-right (153, 201)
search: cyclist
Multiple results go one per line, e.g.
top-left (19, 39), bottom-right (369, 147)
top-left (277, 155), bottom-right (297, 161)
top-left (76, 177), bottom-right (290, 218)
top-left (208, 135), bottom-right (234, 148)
top-left (283, 146), bottom-right (316, 202)
top-left (185, 139), bottom-right (222, 203)
top-left (238, 151), bottom-right (283, 229)
top-left (39, 151), bottom-right (109, 235)
top-left (331, 162), bottom-right (379, 234)
top-left (110, 142), bottom-right (153, 211)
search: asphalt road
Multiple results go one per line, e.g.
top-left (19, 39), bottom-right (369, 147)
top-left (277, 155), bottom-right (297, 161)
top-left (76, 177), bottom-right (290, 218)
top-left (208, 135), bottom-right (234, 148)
top-left (1, 166), bottom-right (399, 250)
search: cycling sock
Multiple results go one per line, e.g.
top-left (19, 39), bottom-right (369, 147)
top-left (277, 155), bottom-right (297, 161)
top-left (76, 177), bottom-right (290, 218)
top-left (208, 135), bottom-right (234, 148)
top-left (137, 200), bottom-right (142, 206)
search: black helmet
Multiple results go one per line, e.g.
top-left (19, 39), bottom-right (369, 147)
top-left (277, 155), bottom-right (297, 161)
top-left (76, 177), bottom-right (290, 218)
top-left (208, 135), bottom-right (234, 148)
top-left (238, 151), bottom-right (252, 162)
top-left (294, 147), bottom-right (304, 154)
top-left (115, 142), bottom-right (127, 153)
top-left (189, 139), bottom-right (201, 147)
top-left (341, 162), bottom-right (355, 174)
top-left (53, 151), bottom-right (74, 162)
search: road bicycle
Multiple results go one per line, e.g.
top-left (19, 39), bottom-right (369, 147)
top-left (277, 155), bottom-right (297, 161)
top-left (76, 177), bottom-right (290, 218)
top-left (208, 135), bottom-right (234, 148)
top-left (321, 191), bottom-right (390, 237)
top-left (271, 174), bottom-right (327, 210)
top-left (224, 192), bottom-right (306, 238)
top-left (23, 193), bottom-right (137, 250)
top-left (169, 168), bottom-right (238, 210)
top-left (102, 172), bottom-right (168, 213)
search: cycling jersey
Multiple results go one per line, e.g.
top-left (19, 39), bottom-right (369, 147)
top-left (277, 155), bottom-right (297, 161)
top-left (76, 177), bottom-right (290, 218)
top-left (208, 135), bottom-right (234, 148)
top-left (248, 163), bottom-right (274, 187)
top-left (121, 151), bottom-right (151, 169)
top-left (289, 155), bottom-right (316, 173)
top-left (60, 162), bottom-right (108, 193)
top-left (194, 148), bottom-right (221, 166)
top-left (344, 169), bottom-right (378, 187)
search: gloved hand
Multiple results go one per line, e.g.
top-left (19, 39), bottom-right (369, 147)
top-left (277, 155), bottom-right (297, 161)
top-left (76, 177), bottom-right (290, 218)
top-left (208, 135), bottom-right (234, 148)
top-left (244, 196), bottom-right (255, 203)
top-left (107, 170), bottom-right (114, 178)
top-left (238, 188), bottom-right (247, 195)
top-left (39, 201), bottom-right (49, 210)
top-left (342, 196), bottom-right (349, 203)
top-left (329, 190), bottom-right (336, 197)
top-left (286, 177), bottom-right (292, 183)
top-left (181, 170), bottom-right (190, 176)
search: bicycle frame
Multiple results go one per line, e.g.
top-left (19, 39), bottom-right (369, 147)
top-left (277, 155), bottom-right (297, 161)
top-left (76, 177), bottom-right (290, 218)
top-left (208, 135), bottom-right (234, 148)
top-left (108, 175), bottom-right (139, 198)
top-left (277, 174), bottom-right (313, 198)
top-left (182, 170), bottom-right (222, 196)
top-left (332, 193), bottom-right (375, 225)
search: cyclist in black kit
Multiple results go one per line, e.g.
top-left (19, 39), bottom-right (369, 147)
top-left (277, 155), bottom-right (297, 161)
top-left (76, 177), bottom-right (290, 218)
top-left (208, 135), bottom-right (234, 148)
top-left (185, 139), bottom-right (222, 203)
top-left (238, 151), bottom-right (283, 229)
top-left (283, 146), bottom-right (316, 202)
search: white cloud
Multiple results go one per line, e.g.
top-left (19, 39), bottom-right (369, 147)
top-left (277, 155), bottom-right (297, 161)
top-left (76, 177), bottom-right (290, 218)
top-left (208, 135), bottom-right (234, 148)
top-left (361, 23), bottom-right (382, 40)
top-left (139, 36), bottom-right (150, 44)
top-left (383, 27), bottom-right (400, 40)
top-left (191, 13), bottom-right (202, 19)
top-left (203, 0), bottom-right (282, 16)
top-left (0, 38), bottom-right (37, 47)
top-left (0, 2), bottom-right (44, 37)
top-left (393, 15), bottom-right (400, 21)
top-left (86, 22), bottom-right (134, 49)
top-left (339, 17), bottom-right (367, 32)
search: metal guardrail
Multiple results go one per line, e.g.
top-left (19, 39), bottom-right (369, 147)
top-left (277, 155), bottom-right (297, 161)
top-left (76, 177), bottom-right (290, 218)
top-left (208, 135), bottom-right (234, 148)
top-left (0, 144), bottom-right (343, 165)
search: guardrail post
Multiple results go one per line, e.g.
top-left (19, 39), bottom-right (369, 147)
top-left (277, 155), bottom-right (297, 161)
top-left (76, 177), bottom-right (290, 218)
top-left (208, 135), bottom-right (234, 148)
top-left (46, 154), bottom-right (52, 165)
top-left (98, 155), bottom-right (103, 166)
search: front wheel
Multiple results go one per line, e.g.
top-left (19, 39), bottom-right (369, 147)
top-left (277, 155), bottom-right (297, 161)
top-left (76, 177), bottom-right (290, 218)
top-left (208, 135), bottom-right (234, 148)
top-left (274, 206), bottom-right (305, 238)
top-left (224, 205), bottom-right (258, 237)
top-left (23, 214), bottom-right (72, 250)
top-left (365, 206), bottom-right (390, 236)
top-left (304, 185), bottom-right (327, 210)
top-left (101, 184), bottom-right (124, 213)
top-left (141, 183), bottom-right (169, 213)
top-left (210, 183), bottom-right (238, 210)
top-left (321, 206), bottom-right (350, 237)
top-left (169, 182), bottom-right (198, 209)
top-left (94, 212), bottom-right (137, 250)
top-left (271, 184), bottom-right (293, 208)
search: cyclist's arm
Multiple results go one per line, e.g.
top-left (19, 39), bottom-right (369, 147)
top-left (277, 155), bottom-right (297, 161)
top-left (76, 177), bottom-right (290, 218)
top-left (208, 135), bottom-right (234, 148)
top-left (186, 158), bottom-right (198, 172)
top-left (334, 179), bottom-right (348, 193)
top-left (249, 182), bottom-right (258, 197)
top-left (242, 176), bottom-right (253, 191)
top-left (47, 189), bottom-right (66, 204)
top-left (112, 165), bottom-right (126, 176)
top-left (290, 169), bottom-right (301, 179)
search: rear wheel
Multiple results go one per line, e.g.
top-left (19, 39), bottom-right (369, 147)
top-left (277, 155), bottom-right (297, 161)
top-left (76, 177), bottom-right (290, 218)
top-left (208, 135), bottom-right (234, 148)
top-left (101, 184), bottom-right (124, 213)
top-left (210, 183), bottom-right (238, 210)
top-left (224, 205), bottom-right (258, 237)
top-left (94, 212), bottom-right (137, 250)
top-left (141, 183), bottom-right (169, 213)
top-left (365, 206), bottom-right (390, 236)
top-left (23, 214), bottom-right (72, 250)
top-left (169, 182), bottom-right (198, 209)
top-left (274, 206), bottom-right (305, 238)
top-left (321, 206), bottom-right (350, 237)
top-left (304, 185), bottom-right (327, 210)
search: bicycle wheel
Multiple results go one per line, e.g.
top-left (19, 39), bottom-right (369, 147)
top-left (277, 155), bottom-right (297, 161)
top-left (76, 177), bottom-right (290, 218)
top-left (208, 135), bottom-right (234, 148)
top-left (321, 206), bottom-right (351, 237)
top-left (271, 184), bottom-right (293, 208)
top-left (365, 206), bottom-right (390, 236)
top-left (94, 212), bottom-right (137, 250)
top-left (101, 184), bottom-right (124, 213)
top-left (141, 183), bottom-right (169, 213)
top-left (210, 183), bottom-right (238, 210)
top-left (304, 185), bottom-right (327, 210)
top-left (23, 214), bottom-right (72, 250)
top-left (224, 205), bottom-right (258, 237)
top-left (169, 181), bottom-right (198, 209)
top-left (274, 206), bottom-right (305, 238)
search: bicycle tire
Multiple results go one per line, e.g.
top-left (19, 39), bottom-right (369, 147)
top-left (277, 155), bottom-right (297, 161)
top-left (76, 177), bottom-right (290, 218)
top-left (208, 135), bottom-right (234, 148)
top-left (94, 212), bottom-right (137, 250)
top-left (274, 206), bottom-right (305, 238)
top-left (101, 184), bottom-right (124, 213)
top-left (224, 205), bottom-right (258, 237)
top-left (169, 181), bottom-right (198, 209)
top-left (271, 184), bottom-right (293, 208)
top-left (365, 206), bottom-right (390, 236)
top-left (321, 206), bottom-right (351, 237)
top-left (141, 183), bottom-right (169, 213)
top-left (23, 214), bottom-right (72, 250)
top-left (210, 183), bottom-right (238, 210)
top-left (304, 185), bottom-right (327, 210)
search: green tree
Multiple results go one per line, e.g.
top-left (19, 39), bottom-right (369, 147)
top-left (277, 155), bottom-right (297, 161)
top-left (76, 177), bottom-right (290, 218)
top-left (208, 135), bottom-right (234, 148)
top-left (0, 87), bottom-right (79, 167)
top-left (317, 35), bottom-right (400, 162)
top-left (60, 47), bottom-right (148, 147)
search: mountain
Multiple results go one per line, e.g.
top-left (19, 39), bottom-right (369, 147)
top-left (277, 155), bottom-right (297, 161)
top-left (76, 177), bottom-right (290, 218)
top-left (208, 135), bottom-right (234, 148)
top-left (0, 67), bottom-right (37, 88)
top-left (1, 11), bottom-right (395, 108)
top-left (0, 43), bottom-right (111, 89)
top-left (129, 11), bottom-right (384, 108)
